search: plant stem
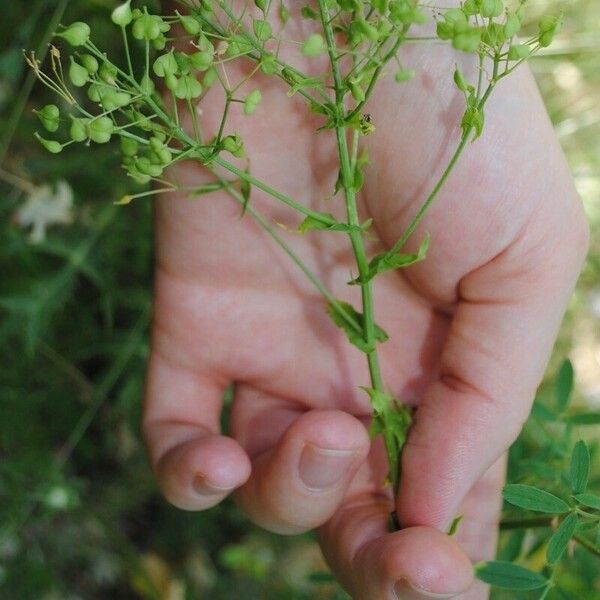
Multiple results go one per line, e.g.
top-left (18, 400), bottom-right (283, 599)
top-left (499, 516), bottom-right (554, 530)
top-left (574, 534), bottom-right (600, 559)
top-left (317, 0), bottom-right (388, 464)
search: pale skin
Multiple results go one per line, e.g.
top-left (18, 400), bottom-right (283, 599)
top-left (142, 12), bottom-right (589, 599)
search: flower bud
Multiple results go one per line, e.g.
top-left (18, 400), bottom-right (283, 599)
top-left (56, 22), bottom-right (91, 47)
top-left (111, 1), bottom-right (133, 27)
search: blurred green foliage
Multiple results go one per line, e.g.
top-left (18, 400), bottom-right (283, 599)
top-left (0, 0), bottom-right (598, 598)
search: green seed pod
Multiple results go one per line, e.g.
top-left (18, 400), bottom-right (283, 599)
top-left (253, 18), bottom-right (272, 42)
top-left (260, 54), bottom-right (277, 75)
top-left (157, 147), bottom-right (173, 165)
top-left (482, 22), bottom-right (505, 46)
top-left (444, 8), bottom-right (468, 25)
top-left (538, 15), bottom-right (560, 48)
top-left (34, 132), bottom-right (63, 154)
top-left (371, 0), bottom-right (388, 14)
top-left (132, 13), bottom-right (169, 41)
top-left (56, 22), bottom-right (91, 47)
top-left (174, 75), bottom-right (203, 100)
top-left (136, 157), bottom-right (163, 177)
top-left (504, 13), bottom-right (521, 38)
top-left (89, 116), bottom-right (114, 144)
top-left (80, 54), bottom-right (99, 74)
top-left (99, 62), bottom-right (118, 85)
top-left (302, 33), bottom-right (326, 57)
top-left (452, 28), bottom-right (482, 53)
top-left (480, 0), bottom-right (502, 19)
top-left (35, 104), bottom-right (60, 132)
top-left (462, 0), bottom-right (479, 17)
top-left (149, 136), bottom-right (164, 153)
top-left (243, 89), bottom-right (262, 115)
top-left (111, 0), bottom-right (133, 27)
top-left (101, 91), bottom-right (131, 111)
top-left (394, 68), bottom-right (414, 83)
top-left (69, 58), bottom-right (89, 87)
top-left (436, 21), bottom-right (454, 41)
top-left (189, 51), bottom-right (213, 71)
top-left (120, 136), bottom-right (139, 157)
top-left (177, 11), bottom-right (201, 35)
top-left (153, 52), bottom-right (179, 77)
top-left (508, 43), bottom-right (530, 60)
top-left (203, 68), bottom-right (217, 88)
top-left (255, 0), bottom-right (266, 12)
top-left (69, 117), bottom-right (89, 142)
top-left (153, 34), bottom-right (167, 50)
top-left (140, 74), bottom-right (155, 95)
top-left (87, 83), bottom-right (105, 103)
top-left (222, 134), bottom-right (244, 158)
top-left (196, 33), bottom-right (213, 52)
top-left (164, 73), bottom-right (178, 92)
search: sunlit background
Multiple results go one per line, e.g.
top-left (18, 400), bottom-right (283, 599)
top-left (0, 0), bottom-right (598, 598)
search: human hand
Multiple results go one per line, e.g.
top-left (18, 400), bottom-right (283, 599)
top-left (143, 14), bottom-right (589, 599)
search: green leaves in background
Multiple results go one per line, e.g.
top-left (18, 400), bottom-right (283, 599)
top-left (556, 359), bottom-right (574, 411)
top-left (503, 484), bottom-right (569, 514)
top-left (547, 512), bottom-right (578, 565)
top-left (475, 561), bottom-right (549, 590)
top-left (570, 440), bottom-right (590, 494)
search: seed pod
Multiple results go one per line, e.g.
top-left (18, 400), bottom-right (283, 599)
top-left (260, 54), bottom-right (277, 75)
top-left (35, 104), bottom-right (60, 132)
top-left (153, 34), bottom-right (167, 50)
top-left (101, 91), bottom-right (131, 111)
top-left (157, 147), bottom-right (173, 165)
top-left (164, 73), bottom-right (178, 92)
top-left (253, 18), bottom-right (272, 42)
top-left (302, 33), bottom-right (326, 57)
top-left (140, 74), bottom-right (155, 95)
top-left (507, 43), bottom-right (530, 60)
top-left (70, 117), bottom-right (89, 142)
top-left (243, 89), bottom-right (262, 115)
top-left (80, 54), bottom-right (99, 74)
top-left (56, 22), bottom-right (91, 47)
top-left (222, 134), bottom-right (244, 158)
top-left (348, 80), bottom-right (365, 102)
top-left (177, 11), bottom-right (201, 35)
top-left (89, 116), bottom-right (114, 144)
top-left (203, 68), bottom-right (217, 88)
top-left (354, 19), bottom-right (379, 41)
top-left (153, 52), bottom-right (179, 77)
top-left (99, 62), bottom-right (118, 85)
top-left (394, 68), bottom-right (414, 83)
top-left (255, 0), bottom-right (266, 12)
top-left (480, 0), bottom-right (502, 18)
top-left (87, 83), bottom-right (105, 103)
top-left (189, 51), bottom-right (213, 71)
top-left (453, 67), bottom-right (469, 92)
top-left (149, 136), bottom-right (164, 153)
top-left (504, 13), bottom-right (521, 38)
top-left (34, 132), bottom-right (63, 154)
top-left (69, 58), bottom-right (88, 87)
top-left (111, 0), bottom-right (133, 27)
top-left (120, 136), bottom-right (139, 157)
top-left (175, 75), bottom-right (203, 100)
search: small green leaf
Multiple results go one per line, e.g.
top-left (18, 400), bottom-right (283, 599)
top-left (556, 359), bottom-right (574, 411)
top-left (566, 412), bottom-right (600, 425)
top-left (547, 512), bottom-right (578, 565)
top-left (503, 484), bottom-right (570, 514)
top-left (326, 301), bottom-right (388, 353)
top-left (448, 515), bottom-right (464, 536)
top-left (240, 170), bottom-right (251, 216)
top-left (574, 493), bottom-right (600, 511)
top-left (299, 213), bottom-right (337, 233)
top-left (351, 235), bottom-right (429, 285)
top-left (475, 561), bottom-right (549, 590)
top-left (569, 440), bottom-right (590, 494)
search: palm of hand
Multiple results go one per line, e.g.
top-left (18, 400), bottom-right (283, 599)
top-left (144, 24), bottom-right (587, 599)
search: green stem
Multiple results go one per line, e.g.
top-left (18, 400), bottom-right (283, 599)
top-left (122, 26), bottom-right (134, 79)
top-left (317, 0), bottom-right (388, 468)
top-left (574, 534), bottom-right (600, 559)
top-left (499, 516), bottom-right (553, 530)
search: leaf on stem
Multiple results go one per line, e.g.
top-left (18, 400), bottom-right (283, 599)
top-left (349, 234), bottom-right (429, 285)
top-left (574, 494), bottom-right (600, 511)
top-left (555, 359), bottom-right (574, 412)
top-left (475, 561), bottom-right (549, 590)
top-left (503, 484), bottom-right (570, 514)
top-left (569, 440), bottom-right (590, 495)
top-left (326, 300), bottom-right (388, 353)
top-left (566, 412), bottom-right (600, 425)
top-left (546, 512), bottom-right (578, 565)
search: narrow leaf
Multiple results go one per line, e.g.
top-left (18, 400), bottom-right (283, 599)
top-left (575, 493), bottom-right (600, 511)
top-left (326, 301), bottom-right (389, 353)
top-left (503, 484), bottom-right (569, 514)
top-left (475, 561), bottom-right (548, 590)
top-left (555, 359), bottom-right (574, 411)
top-left (569, 440), bottom-right (590, 494)
top-left (351, 235), bottom-right (429, 285)
top-left (546, 512), bottom-right (578, 564)
top-left (448, 514), bottom-right (464, 536)
top-left (566, 412), bottom-right (600, 425)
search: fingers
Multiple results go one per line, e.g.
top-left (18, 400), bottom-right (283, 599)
top-left (144, 338), bottom-right (251, 511)
top-left (319, 495), bottom-right (474, 599)
top-left (231, 392), bottom-right (370, 534)
top-left (397, 203), bottom-right (589, 531)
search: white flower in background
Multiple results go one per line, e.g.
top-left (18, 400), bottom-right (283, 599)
top-left (14, 179), bottom-right (74, 243)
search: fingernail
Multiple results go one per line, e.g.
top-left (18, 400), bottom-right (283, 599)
top-left (193, 474), bottom-right (233, 496)
top-left (298, 444), bottom-right (356, 490)
top-left (394, 580), bottom-right (456, 599)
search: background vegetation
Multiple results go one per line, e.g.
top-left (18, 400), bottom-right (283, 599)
top-left (0, 0), bottom-right (598, 598)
